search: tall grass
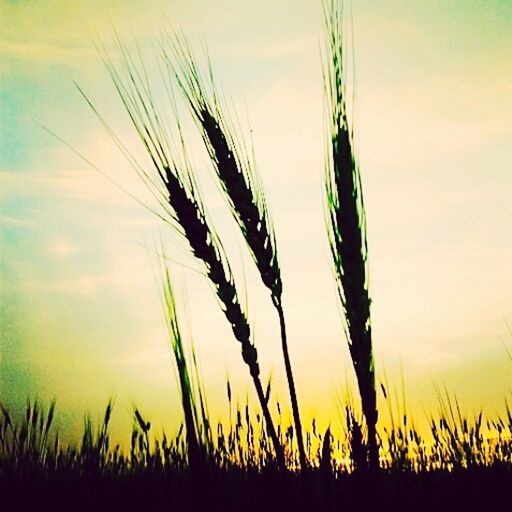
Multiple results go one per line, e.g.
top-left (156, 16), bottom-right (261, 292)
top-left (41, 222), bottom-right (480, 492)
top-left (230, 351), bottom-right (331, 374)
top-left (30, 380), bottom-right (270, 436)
top-left (3, 394), bottom-right (511, 511)
top-left (2, 395), bottom-right (511, 474)
top-left (162, 265), bottom-right (207, 471)
top-left (89, 41), bottom-right (285, 468)
top-left (323, 0), bottom-right (378, 468)
top-left (0, 400), bottom-right (56, 471)
top-left (163, 35), bottom-right (307, 470)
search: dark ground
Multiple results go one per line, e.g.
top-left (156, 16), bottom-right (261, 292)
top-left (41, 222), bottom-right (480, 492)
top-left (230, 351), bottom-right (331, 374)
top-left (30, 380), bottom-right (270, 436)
top-left (1, 466), bottom-right (510, 512)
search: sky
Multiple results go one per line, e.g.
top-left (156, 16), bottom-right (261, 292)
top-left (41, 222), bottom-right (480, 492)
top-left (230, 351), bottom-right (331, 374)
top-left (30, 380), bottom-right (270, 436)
top-left (1, 0), bottom-right (511, 442)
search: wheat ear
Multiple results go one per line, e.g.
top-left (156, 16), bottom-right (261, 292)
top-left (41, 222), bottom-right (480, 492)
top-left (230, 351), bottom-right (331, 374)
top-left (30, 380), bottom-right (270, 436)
top-left (323, 0), bottom-right (378, 469)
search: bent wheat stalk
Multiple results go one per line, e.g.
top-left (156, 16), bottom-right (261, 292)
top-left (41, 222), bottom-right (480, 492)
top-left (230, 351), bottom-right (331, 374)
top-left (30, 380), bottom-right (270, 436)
top-left (165, 37), bottom-right (307, 470)
top-left (93, 41), bottom-right (285, 469)
top-left (323, 1), bottom-right (378, 469)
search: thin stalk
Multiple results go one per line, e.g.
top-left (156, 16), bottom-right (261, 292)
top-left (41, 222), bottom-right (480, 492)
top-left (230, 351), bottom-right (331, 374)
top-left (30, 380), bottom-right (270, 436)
top-left (252, 373), bottom-right (285, 469)
top-left (274, 298), bottom-right (307, 470)
top-left (162, 266), bottom-right (202, 471)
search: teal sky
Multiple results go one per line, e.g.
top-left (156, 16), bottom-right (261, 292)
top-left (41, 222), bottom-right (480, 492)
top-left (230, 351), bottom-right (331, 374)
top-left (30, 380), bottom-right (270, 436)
top-left (1, 0), bottom-right (511, 441)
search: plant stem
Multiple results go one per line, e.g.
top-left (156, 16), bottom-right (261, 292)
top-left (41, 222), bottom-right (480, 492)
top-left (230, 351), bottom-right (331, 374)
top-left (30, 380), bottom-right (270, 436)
top-left (367, 421), bottom-right (378, 471)
top-left (274, 298), bottom-right (306, 470)
top-left (253, 374), bottom-right (285, 470)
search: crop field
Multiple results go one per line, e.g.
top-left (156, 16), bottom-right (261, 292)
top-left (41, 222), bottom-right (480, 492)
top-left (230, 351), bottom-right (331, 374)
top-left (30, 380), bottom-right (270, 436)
top-left (1, 1), bottom-right (511, 510)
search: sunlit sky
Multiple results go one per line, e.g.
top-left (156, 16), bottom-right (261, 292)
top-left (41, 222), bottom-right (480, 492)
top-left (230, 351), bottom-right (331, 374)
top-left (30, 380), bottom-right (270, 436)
top-left (1, 0), bottom-right (511, 442)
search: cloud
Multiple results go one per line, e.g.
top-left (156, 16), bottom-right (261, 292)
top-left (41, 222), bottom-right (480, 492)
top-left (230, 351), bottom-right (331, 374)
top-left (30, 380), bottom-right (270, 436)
top-left (46, 239), bottom-right (79, 258)
top-left (111, 344), bottom-right (170, 368)
top-left (0, 166), bottom-right (137, 207)
top-left (0, 214), bottom-right (34, 227)
top-left (0, 40), bottom-right (94, 65)
top-left (217, 35), bottom-right (318, 61)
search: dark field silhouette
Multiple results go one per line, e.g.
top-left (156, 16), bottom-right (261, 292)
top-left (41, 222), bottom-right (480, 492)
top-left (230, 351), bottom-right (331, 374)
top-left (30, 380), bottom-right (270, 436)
top-left (1, 400), bottom-right (512, 511)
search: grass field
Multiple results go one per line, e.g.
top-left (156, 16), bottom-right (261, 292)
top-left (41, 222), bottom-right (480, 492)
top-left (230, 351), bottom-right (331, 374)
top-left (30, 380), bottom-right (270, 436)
top-left (1, 1), bottom-right (511, 510)
top-left (1, 398), bottom-right (511, 511)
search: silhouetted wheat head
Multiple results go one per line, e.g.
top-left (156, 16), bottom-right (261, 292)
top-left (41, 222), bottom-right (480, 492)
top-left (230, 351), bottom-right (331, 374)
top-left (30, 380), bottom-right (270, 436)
top-left (92, 40), bottom-right (285, 468)
top-left (163, 36), bottom-right (307, 470)
top-left (162, 37), bottom-right (281, 304)
top-left (323, 1), bottom-right (378, 468)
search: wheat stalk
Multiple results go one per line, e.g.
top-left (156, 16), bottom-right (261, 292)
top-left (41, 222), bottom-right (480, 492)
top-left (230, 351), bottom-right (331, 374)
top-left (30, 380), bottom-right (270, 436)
top-left (93, 39), bottom-right (285, 469)
top-left (164, 36), bottom-right (307, 470)
top-left (162, 264), bottom-right (203, 470)
top-left (323, 0), bottom-right (378, 469)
